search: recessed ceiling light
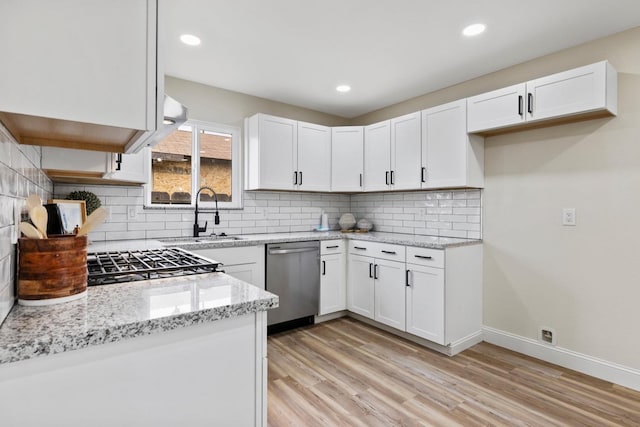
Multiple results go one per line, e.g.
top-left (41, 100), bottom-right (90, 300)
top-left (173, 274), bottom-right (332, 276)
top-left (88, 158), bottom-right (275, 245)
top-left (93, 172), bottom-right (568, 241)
top-left (462, 23), bottom-right (486, 37)
top-left (336, 85), bottom-right (351, 93)
top-left (180, 34), bottom-right (201, 46)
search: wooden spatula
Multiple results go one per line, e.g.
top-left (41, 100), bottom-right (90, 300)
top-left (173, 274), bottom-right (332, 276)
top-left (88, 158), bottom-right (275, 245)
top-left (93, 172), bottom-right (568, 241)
top-left (29, 205), bottom-right (48, 238)
top-left (26, 194), bottom-right (42, 211)
top-left (77, 207), bottom-right (108, 236)
top-left (19, 222), bottom-right (44, 239)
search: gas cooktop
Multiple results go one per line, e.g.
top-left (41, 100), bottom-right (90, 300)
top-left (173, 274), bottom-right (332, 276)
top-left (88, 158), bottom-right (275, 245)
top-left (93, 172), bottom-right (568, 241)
top-left (86, 247), bottom-right (221, 286)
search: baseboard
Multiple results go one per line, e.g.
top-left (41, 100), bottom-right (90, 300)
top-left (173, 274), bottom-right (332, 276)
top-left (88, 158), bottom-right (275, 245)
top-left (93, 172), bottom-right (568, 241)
top-left (315, 311), bottom-right (348, 323)
top-left (449, 331), bottom-right (484, 356)
top-left (483, 326), bottom-right (640, 392)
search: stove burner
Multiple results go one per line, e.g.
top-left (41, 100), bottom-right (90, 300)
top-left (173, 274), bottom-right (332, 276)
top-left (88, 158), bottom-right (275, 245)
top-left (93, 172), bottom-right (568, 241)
top-left (87, 247), bottom-right (221, 286)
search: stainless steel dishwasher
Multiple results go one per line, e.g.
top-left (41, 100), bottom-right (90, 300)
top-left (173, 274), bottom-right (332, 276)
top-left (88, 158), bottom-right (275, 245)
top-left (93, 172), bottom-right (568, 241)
top-left (266, 241), bottom-right (320, 329)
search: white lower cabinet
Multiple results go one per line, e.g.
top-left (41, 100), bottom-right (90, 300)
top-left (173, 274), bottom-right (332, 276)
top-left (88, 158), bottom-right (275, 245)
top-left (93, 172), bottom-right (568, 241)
top-left (373, 258), bottom-right (406, 330)
top-left (347, 254), bottom-right (375, 319)
top-left (405, 263), bottom-right (445, 345)
top-left (319, 240), bottom-right (346, 315)
top-left (191, 245), bottom-right (265, 289)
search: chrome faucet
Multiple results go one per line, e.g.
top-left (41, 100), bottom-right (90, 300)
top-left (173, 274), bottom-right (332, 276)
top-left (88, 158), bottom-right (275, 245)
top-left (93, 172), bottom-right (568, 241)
top-left (193, 186), bottom-right (220, 237)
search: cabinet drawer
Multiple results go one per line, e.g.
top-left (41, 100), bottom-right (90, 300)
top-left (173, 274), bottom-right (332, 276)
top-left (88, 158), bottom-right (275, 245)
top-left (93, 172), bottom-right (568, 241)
top-left (321, 240), bottom-right (344, 254)
top-left (192, 245), bottom-right (264, 266)
top-left (349, 240), bottom-right (405, 262)
top-left (406, 246), bottom-right (444, 268)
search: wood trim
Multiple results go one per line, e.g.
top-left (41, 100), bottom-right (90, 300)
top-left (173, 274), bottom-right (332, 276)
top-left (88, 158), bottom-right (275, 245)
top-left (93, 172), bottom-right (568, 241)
top-left (0, 112), bottom-right (22, 143)
top-left (44, 169), bottom-right (104, 179)
top-left (22, 136), bottom-right (124, 153)
top-left (483, 326), bottom-right (640, 392)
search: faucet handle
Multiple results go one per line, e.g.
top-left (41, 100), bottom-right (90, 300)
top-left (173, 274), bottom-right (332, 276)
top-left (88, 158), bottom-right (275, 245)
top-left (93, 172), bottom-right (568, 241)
top-left (198, 221), bottom-right (208, 232)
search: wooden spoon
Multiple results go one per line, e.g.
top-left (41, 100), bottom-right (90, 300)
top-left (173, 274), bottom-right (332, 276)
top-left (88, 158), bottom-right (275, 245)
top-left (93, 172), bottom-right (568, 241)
top-left (18, 222), bottom-right (43, 239)
top-left (77, 207), bottom-right (108, 236)
top-left (29, 205), bottom-right (48, 238)
top-left (25, 194), bottom-right (42, 211)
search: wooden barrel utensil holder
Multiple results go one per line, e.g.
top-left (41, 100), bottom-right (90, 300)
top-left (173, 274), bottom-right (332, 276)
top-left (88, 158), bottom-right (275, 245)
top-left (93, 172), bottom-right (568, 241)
top-left (18, 235), bottom-right (88, 305)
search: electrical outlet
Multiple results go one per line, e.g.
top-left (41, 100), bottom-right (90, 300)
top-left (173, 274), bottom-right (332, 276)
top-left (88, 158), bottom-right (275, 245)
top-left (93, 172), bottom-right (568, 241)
top-left (562, 208), bottom-right (576, 226)
top-left (418, 208), bottom-right (426, 219)
top-left (128, 207), bottom-right (137, 219)
top-left (539, 326), bottom-right (557, 346)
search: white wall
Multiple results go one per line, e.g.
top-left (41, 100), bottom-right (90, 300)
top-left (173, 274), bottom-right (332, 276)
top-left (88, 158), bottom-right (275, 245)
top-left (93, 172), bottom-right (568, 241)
top-left (354, 26), bottom-right (640, 371)
top-left (0, 124), bottom-right (52, 324)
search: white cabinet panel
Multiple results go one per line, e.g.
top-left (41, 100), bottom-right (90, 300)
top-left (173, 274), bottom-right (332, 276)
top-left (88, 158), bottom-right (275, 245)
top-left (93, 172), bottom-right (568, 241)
top-left (373, 258), bottom-right (406, 330)
top-left (390, 112), bottom-right (422, 190)
top-left (246, 114), bottom-right (297, 190)
top-left (422, 100), bottom-right (484, 189)
top-left (467, 61), bottom-right (617, 133)
top-left (192, 245), bottom-right (265, 289)
top-left (347, 255), bottom-right (375, 319)
top-left (363, 120), bottom-right (391, 191)
top-left (320, 253), bottom-right (346, 315)
top-left (331, 127), bottom-right (363, 192)
top-left (297, 121), bottom-right (331, 191)
top-left (406, 264), bottom-right (445, 345)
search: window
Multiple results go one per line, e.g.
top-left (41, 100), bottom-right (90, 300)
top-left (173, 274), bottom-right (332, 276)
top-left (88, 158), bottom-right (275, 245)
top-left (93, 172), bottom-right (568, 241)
top-left (146, 120), bottom-right (241, 208)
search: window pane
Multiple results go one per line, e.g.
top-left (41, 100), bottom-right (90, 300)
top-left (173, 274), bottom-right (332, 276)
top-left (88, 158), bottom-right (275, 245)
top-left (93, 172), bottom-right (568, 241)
top-left (199, 129), bottom-right (233, 203)
top-left (150, 125), bottom-right (193, 205)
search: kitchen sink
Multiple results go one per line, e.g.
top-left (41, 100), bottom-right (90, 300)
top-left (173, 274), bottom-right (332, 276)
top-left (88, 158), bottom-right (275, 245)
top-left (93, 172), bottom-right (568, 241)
top-left (159, 235), bottom-right (246, 245)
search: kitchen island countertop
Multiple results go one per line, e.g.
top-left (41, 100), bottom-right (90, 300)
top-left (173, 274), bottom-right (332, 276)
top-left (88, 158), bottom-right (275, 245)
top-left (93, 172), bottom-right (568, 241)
top-left (0, 273), bottom-right (278, 365)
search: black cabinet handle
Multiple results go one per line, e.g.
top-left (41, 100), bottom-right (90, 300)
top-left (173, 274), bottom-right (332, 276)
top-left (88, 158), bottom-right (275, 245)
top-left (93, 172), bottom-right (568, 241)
top-left (381, 250), bottom-right (396, 255)
top-left (390, 170), bottom-right (395, 185)
top-left (414, 254), bottom-right (433, 260)
top-left (322, 260), bottom-right (326, 275)
top-left (115, 153), bottom-right (123, 171)
top-left (359, 173), bottom-right (363, 187)
top-left (374, 264), bottom-right (379, 279)
top-left (369, 263), bottom-right (373, 278)
top-left (385, 171), bottom-right (389, 185)
top-left (326, 245), bottom-right (339, 249)
top-left (354, 246), bottom-right (367, 250)
top-left (299, 171), bottom-right (302, 185)
top-left (518, 95), bottom-right (523, 116)
top-left (527, 93), bottom-right (533, 114)
top-left (421, 167), bottom-right (426, 183)
top-left (406, 269), bottom-right (411, 287)
top-left (293, 171), bottom-right (298, 185)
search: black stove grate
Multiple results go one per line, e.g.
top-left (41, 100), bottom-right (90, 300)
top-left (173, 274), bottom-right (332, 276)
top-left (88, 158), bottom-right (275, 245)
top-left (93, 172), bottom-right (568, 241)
top-left (87, 247), bottom-right (221, 286)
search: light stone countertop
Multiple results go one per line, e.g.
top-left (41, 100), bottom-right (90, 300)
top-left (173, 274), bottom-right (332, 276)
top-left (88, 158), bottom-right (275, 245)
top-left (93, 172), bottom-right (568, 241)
top-left (0, 273), bottom-right (278, 365)
top-left (159, 231), bottom-right (481, 250)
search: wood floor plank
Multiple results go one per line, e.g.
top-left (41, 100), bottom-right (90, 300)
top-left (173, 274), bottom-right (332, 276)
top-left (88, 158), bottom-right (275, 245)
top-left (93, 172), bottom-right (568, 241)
top-left (267, 318), bottom-right (640, 426)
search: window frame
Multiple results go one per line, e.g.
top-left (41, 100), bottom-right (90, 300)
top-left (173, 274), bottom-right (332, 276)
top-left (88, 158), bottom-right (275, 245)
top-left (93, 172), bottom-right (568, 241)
top-left (144, 119), bottom-right (242, 209)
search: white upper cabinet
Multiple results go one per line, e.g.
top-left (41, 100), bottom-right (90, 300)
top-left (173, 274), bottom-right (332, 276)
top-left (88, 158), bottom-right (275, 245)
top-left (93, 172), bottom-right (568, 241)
top-left (246, 114), bottom-right (331, 191)
top-left (467, 61), bottom-right (617, 134)
top-left (331, 127), bottom-right (364, 192)
top-left (363, 120), bottom-right (391, 191)
top-left (0, 0), bottom-right (160, 153)
top-left (422, 100), bottom-right (484, 189)
top-left (246, 114), bottom-right (298, 190)
top-left (390, 112), bottom-right (422, 190)
top-left (297, 121), bottom-right (331, 192)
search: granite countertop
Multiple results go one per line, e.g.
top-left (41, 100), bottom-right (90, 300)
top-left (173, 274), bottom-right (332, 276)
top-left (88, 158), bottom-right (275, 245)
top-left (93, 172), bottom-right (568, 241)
top-left (0, 273), bottom-right (278, 365)
top-left (159, 231), bottom-right (481, 250)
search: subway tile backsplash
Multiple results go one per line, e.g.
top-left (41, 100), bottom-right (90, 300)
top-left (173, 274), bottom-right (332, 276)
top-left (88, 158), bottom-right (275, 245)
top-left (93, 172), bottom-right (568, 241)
top-left (0, 124), bottom-right (53, 324)
top-left (54, 183), bottom-right (482, 241)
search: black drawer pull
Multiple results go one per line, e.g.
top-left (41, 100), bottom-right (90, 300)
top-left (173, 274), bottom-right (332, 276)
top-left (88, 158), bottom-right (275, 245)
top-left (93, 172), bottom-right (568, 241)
top-left (359, 173), bottom-right (363, 187)
top-left (414, 255), bottom-right (433, 260)
top-left (354, 246), bottom-right (367, 250)
top-left (374, 264), bottom-right (379, 279)
top-left (325, 245), bottom-right (339, 249)
top-left (369, 263), bottom-right (373, 278)
top-left (406, 269), bottom-right (411, 287)
top-left (421, 166), bottom-right (426, 183)
top-left (518, 95), bottom-right (523, 116)
top-left (385, 171), bottom-right (389, 185)
top-left (527, 93), bottom-right (533, 114)
top-left (381, 250), bottom-right (396, 255)
top-left (322, 260), bottom-right (326, 275)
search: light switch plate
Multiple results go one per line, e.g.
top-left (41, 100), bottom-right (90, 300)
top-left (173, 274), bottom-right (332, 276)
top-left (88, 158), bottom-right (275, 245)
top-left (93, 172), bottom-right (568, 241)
top-left (562, 208), bottom-right (576, 226)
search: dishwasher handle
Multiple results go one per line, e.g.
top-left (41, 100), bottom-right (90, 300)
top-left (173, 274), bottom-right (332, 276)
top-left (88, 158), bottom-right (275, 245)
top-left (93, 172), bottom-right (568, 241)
top-left (268, 247), bottom-right (319, 255)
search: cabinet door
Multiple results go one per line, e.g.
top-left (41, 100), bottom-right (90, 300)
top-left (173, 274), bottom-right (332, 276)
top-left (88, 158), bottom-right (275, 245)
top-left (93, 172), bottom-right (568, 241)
top-left (390, 112), bottom-right (421, 190)
top-left (406, 264), bottom-right (445, 345)
top-left (373, 258), bottom-right (406, 330)
top-left (0, 0), bottom-right (155, 131)
top-left (253, 114), bottom-right (297, 190)
top-left (331, 127), bottom-right (363, 192)
top-left (527, 61), bottom-right (609, 122)
top-left (104, 150), bottom-right (148, 183)
top-left (320, 253), bottom-right (346, 315)
top-left (422, 100), bottom-right (469, 189)
top-left (363, 120), bottom-right (391, 191)
top-left (466, 83), bottom-right (526, 133)
top-left (222, 264), bottom-right (264, 289)
top-left (297, 121), bottom-right (331, 191)
top-left (347, 255), bottom-right (375, 319)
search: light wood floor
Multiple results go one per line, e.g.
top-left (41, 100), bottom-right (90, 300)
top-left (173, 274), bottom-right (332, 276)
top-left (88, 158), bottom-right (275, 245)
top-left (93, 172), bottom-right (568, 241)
top-left (267, 317), bottom-right (640, 426)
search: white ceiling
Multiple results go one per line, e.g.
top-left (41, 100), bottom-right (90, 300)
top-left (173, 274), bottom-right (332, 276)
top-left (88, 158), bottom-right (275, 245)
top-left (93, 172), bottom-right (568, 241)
top-left (164, 0), bottom-right (640, 118)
